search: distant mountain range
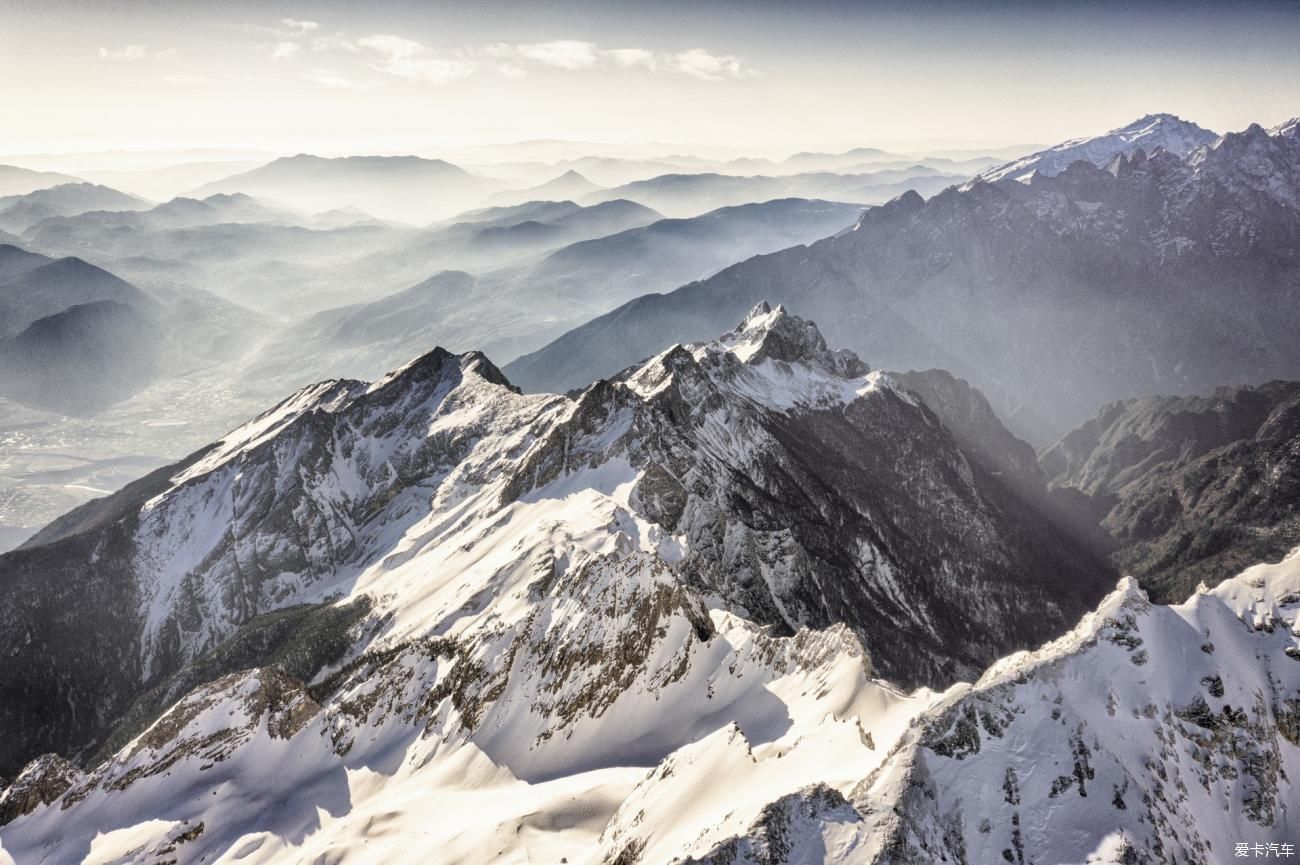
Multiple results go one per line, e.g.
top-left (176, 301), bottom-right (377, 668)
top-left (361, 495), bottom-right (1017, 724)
top-left (193, 154), bottom-right (507, 223)
top-left (0, 250), bottom-right (163, 413)
top-left (498, 148), bottom-right (1005, 187)
top-left (15, 191), bottom-right (304, 238)
top-left (334, 197), bottom-right (664, 298)
top-left (183, 146), bottom-right (995, 220)
top-left (483, 169), bottom-right (605, 208)
top-left (249, 197), bottom-right (867, 384)
top-left (0, 251), bottom-right (152, 338)
top-left (0, 300), bottom-right (165, 413)
top-left (0, 183), bottom-right (150, 233)
top-left (508, 119), bottom-right (1300, 444)
top-left (582, 167), bottom-right (964, 217)
top-left (79, 160), bottom-right (266, 202)
top-left (0, 164), bottom-right (82, 197)
top-left (0, 244), bottom-right (267, 415)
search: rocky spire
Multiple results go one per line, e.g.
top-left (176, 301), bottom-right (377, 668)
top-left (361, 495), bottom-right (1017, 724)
top-left (725, 301), bottom-right (869, 378)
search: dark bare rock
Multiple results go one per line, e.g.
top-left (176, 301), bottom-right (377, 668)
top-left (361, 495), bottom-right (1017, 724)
top-left (0, 753), bottom-right (80, 826)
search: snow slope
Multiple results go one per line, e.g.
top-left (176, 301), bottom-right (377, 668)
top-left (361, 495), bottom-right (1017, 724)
top-left (3, 306), bottom-right (1289, 864)
top-left (977, 113), bottom-right (1218, 183)
top-left (686, 548), bottom-right (1300, 864)
top-left (4, 513), bottom-right (1294, 863)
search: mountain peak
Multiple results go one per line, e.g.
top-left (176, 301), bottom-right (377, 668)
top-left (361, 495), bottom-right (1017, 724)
top-left (978, 113), bottom-right (1217, 183)
top-left (1109, 113), bottom-right (1216, 146)
top-left (1122, 112), bottom-right (1185, 130)
top-left (737, 299), bottom-right (780, 329)
top-left (721, 301), bottom-right (868, 377)
top-left (367, 344), bottom-right (518, 398)
top-left (202, 191), bottom-right (255, 204)
top-left (1271, 117), bottom-right (1299, 138)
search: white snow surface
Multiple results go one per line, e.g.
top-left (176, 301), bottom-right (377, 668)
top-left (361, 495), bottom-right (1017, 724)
top-left (976, 113), bottom-right (1218, 184)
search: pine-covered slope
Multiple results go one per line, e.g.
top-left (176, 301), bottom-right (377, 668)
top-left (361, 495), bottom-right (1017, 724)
top-left (1042, 380), bottom-right (1300, 601)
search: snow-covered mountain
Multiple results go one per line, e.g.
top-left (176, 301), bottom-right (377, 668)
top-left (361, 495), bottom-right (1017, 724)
top-left (1, 306), bottom-right (1294, 863)
top-left (684, 551), bottom-right (1300, 864)
top-left (0, 303), bottom-right (1108, 768)
top-left (976, 112), bottom-right (1219, 183)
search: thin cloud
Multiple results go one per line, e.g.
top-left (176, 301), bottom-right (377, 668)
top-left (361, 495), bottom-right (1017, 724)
top-left (483, 43), bottom-right (755, 79)
top-left (670, 49), bottom-right (752, 80)
top-left (311, 33), bottom-right (359, 53)
top-left (484, 40), bottom-right (603, 71)
top-left (97, 45), bottom-right (149, 61)
top-left (160, 73), bottom-right (211, 86)
top-left (514, 40), bottom-right (598, 70)
top-left (272, 27), bottom-right (751, 85)
top-left (97, 45), bottom-right (177, 62)
top-left (358, 34), bottom-right (476, 84)
top-left (605, 48), bottom-right (658, 70)
top-left (303, 67), bottom-right (367, 89)
top-left (269, 41), bottom-right (300, 62)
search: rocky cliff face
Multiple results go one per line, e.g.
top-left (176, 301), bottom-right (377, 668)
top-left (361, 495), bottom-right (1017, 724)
top-left (892, 368), bottom-right (1045, 494)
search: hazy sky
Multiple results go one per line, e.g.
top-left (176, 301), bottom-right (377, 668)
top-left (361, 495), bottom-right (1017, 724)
top-left (3, 0), bottom-right (1297, 159)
